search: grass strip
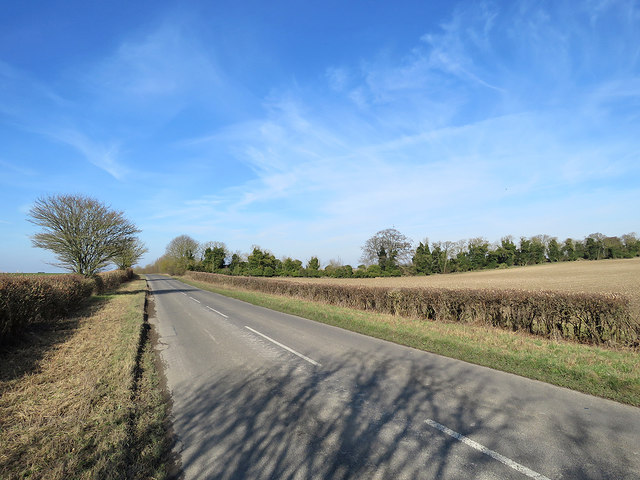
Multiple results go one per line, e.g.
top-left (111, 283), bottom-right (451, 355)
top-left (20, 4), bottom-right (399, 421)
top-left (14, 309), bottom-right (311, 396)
top-left (0, 278), bottom-right (168, 480)
top-left (180, 276), bottom-right (640, 407)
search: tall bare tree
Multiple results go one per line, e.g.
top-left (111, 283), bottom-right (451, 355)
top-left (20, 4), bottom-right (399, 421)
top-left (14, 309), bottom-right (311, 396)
top-left (112, 237), bottom-right (148, 270)
top-left (360, 228), bottom-right (413, 267)
top-left (165, 235), bottom-right (199, 274)
top-left (28, 194), bottom-right (140, 276)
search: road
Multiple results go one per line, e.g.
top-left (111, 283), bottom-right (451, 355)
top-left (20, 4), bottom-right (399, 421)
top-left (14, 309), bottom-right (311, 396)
top-left (146, 274), bottom-right (640, 480)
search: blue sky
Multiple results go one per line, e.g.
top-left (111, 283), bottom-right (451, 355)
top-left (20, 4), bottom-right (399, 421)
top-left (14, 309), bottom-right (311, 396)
top-left (1, 0), bottom-right (639, 272)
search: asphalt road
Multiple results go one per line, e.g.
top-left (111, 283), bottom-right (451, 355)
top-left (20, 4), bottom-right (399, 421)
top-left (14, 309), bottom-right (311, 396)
top-left (146, 274), bottom-right (640, 480)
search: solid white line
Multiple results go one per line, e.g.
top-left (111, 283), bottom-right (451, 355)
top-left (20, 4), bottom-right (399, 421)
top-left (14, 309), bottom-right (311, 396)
top-left (206, 305), bottom-right (228, 318)
top-left (425, 419), bottom-right (551, 480)
top-left (244, 326), bottom-right (321, 367)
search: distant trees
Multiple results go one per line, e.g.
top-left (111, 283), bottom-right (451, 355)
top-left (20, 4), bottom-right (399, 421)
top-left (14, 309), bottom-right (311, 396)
top-left (409, 232), bottom-right (640, 276)
top-left (495, 236), bottom-right (517, 266)
top-left (247, 246), bottom-right (278, 276)
top-left (561, 238), bottom-right (577, 261)
top-left (360, 228), bottom-right (413, 273)
top-left (200, 242), bottom-right (228, 272)
top-left (547, 238), bottom-right (561, 262)
top-left (622, 233), bottom-right (640, 256)
top-left (139, 230), bottom-right (640, 278)
top-left (412, 241), bottom-right (433, 274)
top-left (28, 194), bottom-right (142, 276)
top-left (164, 235), bottom-right (199, 275)
top-left (430, 241), bottom-right (455, 274)
top-left (306, 256), bottom-right (321, 277)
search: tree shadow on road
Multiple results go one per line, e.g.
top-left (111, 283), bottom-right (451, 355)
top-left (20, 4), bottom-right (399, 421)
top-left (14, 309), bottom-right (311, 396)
top-left (164, 350), bottom-right (639, 480)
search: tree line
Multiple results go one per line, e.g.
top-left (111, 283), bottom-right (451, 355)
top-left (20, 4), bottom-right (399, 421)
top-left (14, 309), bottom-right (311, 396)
top-left (139, 229), bottom-right (640, 278)
top-left (412, 232), bottom-right (640, 275)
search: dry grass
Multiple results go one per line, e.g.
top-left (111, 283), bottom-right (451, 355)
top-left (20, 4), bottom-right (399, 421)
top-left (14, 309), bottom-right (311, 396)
top-left (0, 279), bottom-right (167, 479)
top-left (284, 258), bottom-right (640, 313)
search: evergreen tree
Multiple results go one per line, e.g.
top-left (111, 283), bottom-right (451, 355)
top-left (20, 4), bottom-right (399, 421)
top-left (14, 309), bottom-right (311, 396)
top-left (412, 242), bottom-right (433, 274)
top-left (547, 238), bottom-right (561, 262)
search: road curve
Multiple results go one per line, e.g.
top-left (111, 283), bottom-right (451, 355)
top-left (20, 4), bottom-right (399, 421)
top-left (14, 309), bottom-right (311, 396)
top-left (146, 274), bottom-right (640, 480)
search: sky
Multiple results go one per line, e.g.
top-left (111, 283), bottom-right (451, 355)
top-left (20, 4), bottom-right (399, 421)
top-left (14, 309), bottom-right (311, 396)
top-left (1, 0), bottom-right (639, 272)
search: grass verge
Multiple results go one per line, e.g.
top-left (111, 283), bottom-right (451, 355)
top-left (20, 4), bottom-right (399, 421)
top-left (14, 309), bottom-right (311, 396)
top-left (180, 276), bottom-right (640, 407)
top-left (0, 278), bottom-right (169, 480)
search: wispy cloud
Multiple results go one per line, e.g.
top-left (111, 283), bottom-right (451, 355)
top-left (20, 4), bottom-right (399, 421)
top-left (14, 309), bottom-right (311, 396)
top-left (3, 0), bottom-right (638, 270)
top-left (0, 61), bottom-right (68, 117)
top-left (0, 61), bottom-right (130, 180)
top-left (162, 0), bottom-right (639, 262)
top-left (85, 22), bottom-right (222, 101)
top-left (0, 159), bottom-right (37, 177)
top-left (47, 129), bottom-right (128, 180)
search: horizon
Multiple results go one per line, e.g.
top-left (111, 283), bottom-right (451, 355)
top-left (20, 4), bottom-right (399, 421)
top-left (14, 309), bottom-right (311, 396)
top-left (1, 1), bottom-right (639, 272)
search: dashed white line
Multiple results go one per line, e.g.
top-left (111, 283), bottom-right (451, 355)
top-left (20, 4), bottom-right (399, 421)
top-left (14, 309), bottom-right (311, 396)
top-left (189, 297), bottom-right (201, 304)
top-left (244, 326), bottom-right (321, 367)
top-left (206, 305), bottom-right (228, 318)
top-left (425, 419), bottom-right (551, 480)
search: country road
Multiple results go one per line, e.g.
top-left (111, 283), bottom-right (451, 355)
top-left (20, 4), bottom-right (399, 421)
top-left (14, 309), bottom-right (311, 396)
top-left (146, 274), bottom-right (640, 480)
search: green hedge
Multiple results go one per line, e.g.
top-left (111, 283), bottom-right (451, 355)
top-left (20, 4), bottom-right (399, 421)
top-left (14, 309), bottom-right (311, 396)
top-left (0, 269), bottom-right (134, 341)
top-left (185, 272), bottom-right (639, 348)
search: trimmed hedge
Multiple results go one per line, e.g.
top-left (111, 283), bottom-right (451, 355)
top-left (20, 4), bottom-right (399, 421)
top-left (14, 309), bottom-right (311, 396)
top-left (185, 272), bottom-right (640, 348)
top-left (92, 268), bottom-right (134, 294)
top-left (0, 269), bottom-right (134, 341)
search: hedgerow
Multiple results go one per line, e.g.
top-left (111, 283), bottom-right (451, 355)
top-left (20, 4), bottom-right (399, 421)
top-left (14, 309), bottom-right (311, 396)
top-left (92, 268), bottom-right (134, 294)
top-left (185, 271), bottom-right (639, 348)
top-left (0, 269), bottom-right (134, 341)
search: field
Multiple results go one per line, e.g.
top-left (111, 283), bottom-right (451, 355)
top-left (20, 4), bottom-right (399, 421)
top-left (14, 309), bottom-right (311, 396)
top-left (285, 258), bottom-right (640, 313)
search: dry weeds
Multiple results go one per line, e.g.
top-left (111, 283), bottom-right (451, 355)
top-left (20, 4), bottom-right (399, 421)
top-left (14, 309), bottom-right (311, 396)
top-left (0, 279), bottom-right (161, 479)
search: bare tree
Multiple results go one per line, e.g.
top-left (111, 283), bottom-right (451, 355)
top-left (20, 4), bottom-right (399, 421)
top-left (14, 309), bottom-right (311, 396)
top-left (431, 240), bottom-right (456, 273)
top-left (165, 235), bottom-right (199, 274)
top-left (360, 228), bottom-right (413, 266)
top-left (28, 194), bottom-right (140, 276)
top-left (112, 237), bottom-right (148, 270)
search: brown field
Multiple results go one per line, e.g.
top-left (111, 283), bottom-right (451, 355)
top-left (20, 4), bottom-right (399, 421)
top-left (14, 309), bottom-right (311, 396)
top-left (286, 258), bottom-right (640, 312)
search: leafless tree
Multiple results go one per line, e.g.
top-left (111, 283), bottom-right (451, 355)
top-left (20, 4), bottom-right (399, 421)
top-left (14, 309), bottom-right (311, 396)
top-left (28, 194), bottom-right (140, 276)
top-left (165, 235), bottom-right (200, 274)
top-left (112, 237), bottom-right (148, 270)
top-left (360, 228), bottom-right (413, 266)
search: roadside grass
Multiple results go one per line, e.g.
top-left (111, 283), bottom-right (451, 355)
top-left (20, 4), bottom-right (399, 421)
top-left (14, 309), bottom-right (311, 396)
top-left (0, 278), bottom-right (168, 480)
top-left (180, 277), bottom-right (640, 407)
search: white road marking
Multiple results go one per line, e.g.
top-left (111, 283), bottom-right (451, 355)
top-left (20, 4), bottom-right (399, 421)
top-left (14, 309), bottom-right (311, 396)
top-left (244, 326), bottom-right (321, 367)
top-left (189, 297), bottom-right (201, 304)
top-left (204, 329), bottom-right (219, 344)
top-left (425, 419), bottom-right (551, 480)
top-left (181, 292), bottom-right (187, 296)
top-left (206, 305), bottom-right (229, 318)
